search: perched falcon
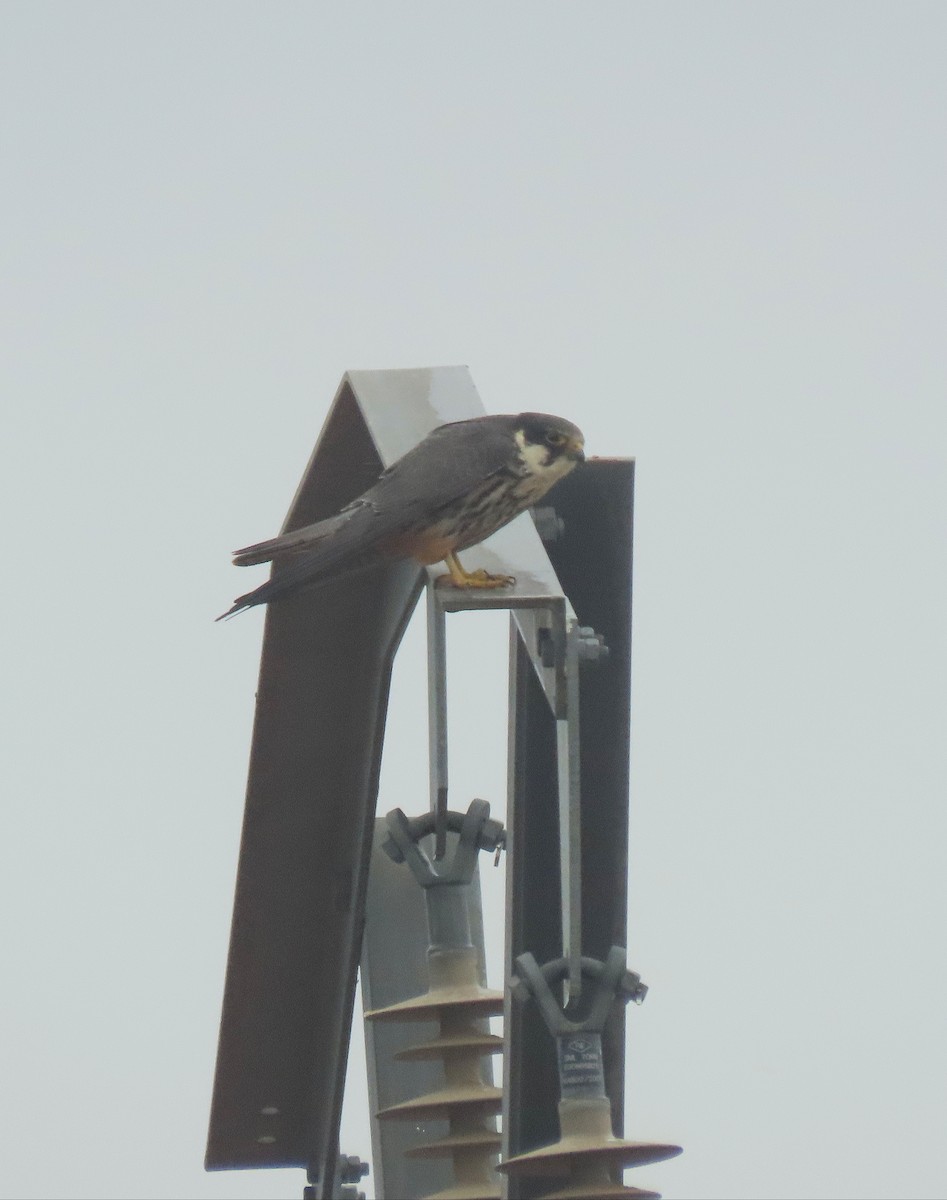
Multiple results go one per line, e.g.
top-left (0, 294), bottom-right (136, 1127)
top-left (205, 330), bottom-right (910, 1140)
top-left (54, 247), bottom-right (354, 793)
top-left (218, 412), bottom-right (584, 619)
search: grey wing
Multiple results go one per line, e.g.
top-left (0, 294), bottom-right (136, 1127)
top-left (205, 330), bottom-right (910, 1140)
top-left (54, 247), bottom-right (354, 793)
top-left (361, 418), bottom-right (517, 525)
top-left (232, 418), bottom-right (514, 564)
top-left (218, 501), bottom-right (391, 619)
top-left (230, 507), bottom-right (362, 566)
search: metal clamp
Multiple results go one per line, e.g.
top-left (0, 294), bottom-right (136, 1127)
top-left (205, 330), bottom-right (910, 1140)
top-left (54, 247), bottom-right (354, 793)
top-left (509, 947), bottom-right (646, 1036)
top-left (382, 799), bottom-right (505, 954)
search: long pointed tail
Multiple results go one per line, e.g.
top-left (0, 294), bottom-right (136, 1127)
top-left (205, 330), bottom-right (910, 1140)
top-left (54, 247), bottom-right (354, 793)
top-left (230, 512), bottom-right (349, 566)
top-left (217, 505), bottom-right (391, 619)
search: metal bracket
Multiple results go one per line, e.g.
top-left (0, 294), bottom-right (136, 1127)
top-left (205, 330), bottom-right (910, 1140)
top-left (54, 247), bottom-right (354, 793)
top-left (303, 1154), bottom-right (369, 1200)
top-left (509, 947), bottom-right (647, 1026)
top-left (382, 801), bottom-right (505, 885)
top-left (509, 947), bottom-right (646, 1106)
top-left (427, 572), bottom-right (609, 998)
top-left (382, 800), bottom-right (505, 955)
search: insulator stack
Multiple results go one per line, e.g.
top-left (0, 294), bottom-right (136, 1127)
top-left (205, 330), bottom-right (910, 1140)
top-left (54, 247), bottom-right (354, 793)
top-left (501, 949), bottom-right (682, 1200)
top-left (499, 1093), bottom-right (680, 1199)
top-left (368, 801), bottom-right (507, 1200)
top-left (369, 944), bottom-right (504, 1200)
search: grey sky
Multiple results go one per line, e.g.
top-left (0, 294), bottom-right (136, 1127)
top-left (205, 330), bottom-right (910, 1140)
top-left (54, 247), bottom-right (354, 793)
top-left (2, 3), bottom-right (945, 1198)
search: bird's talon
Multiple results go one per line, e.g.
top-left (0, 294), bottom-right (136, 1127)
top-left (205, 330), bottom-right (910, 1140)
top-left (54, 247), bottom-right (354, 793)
top-left (434, 570), bottom-right (516, 590)
top-left (469, 572), bottom-right (515, 589)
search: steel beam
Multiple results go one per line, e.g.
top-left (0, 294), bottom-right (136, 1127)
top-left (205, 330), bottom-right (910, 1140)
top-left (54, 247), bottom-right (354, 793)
top-left (503, 459), bottom-right (635, 1199)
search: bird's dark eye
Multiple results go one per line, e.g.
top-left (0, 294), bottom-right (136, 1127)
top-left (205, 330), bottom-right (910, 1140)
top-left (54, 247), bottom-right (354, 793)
top-left (545, 431), bottom-right (567, 447)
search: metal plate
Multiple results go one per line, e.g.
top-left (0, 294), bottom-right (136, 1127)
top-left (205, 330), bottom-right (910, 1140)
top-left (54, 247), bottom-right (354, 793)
top-left (205, 380), bottom-right (424, 1188)
top-left (502, 459), bottom-right (635, 1200)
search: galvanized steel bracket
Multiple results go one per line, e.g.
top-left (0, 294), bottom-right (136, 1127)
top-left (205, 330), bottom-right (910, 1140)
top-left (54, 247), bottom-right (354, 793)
top-left (509, 946), bottom-right (645, 1105)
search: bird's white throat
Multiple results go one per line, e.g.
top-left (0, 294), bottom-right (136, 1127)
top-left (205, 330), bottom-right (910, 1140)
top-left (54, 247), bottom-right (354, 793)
top-left (513, 428), bottom-right (574, 483)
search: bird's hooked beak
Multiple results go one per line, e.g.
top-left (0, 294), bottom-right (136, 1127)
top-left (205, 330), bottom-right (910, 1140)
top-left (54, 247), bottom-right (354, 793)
top-left (567, 435), bottom-right (585, 462)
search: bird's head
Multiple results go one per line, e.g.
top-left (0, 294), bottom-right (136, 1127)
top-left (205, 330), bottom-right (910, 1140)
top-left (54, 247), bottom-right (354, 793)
top-left (512, 413), bottom-right (586, 480)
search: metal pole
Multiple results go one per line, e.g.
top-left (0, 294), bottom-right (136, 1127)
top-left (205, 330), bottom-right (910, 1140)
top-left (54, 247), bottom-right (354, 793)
top-left (556, 622), bottom-right (584, 998)
top-left (427, 583), bottom-right (449, 859)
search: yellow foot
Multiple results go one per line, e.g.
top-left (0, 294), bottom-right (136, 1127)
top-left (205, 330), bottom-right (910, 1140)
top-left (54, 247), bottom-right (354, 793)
top-left (435, 567), bottom-right (516, 589)
top-left (436, 553), bottom-right (516, 589)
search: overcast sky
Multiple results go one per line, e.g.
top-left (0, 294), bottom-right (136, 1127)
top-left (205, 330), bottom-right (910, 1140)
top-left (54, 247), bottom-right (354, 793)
top-left (3, 4), bottom-right (946, 1199)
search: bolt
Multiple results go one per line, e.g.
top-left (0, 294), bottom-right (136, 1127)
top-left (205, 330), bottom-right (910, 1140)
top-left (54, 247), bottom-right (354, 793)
top-left (476, 815), bottom-right (506, 853)
top-left (381, 834), bottom-right (405, 864)
top-left (508, 973), bottom-right (532, 1003)
top-left (621, 970), bottom-right (648, 1005)
top-left (339, 1155), bottom-right (370, 1183)
top-left (537, 627), bottom-right (556, 668)
top-left (576, 626), bottom-right (609, 664)
top-left (532, 506), bottom-right (566, 542)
